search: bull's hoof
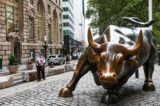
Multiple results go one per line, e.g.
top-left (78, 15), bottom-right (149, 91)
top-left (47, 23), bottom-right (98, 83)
top-left (101, 93), bottom-right (118, 104)
top-left (142, 82), bottom-right (155, 91)
top-left (59, 87), bottom-right (73, 97)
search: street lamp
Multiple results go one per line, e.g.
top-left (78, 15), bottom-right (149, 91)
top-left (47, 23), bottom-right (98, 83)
top-left (14, 24), bottom-right (19, 32)
top-left (44, 34), bottom-right (47, 59)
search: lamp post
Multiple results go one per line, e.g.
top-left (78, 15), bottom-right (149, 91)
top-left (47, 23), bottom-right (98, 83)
top-left (149, 0), bottom-right (152, 29)
top-left (14, 25), bottom-right (19, 32)
top-left (44, 34), bottom-right (46, 59)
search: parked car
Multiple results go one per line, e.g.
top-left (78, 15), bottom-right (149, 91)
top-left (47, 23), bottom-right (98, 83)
top-left (48, 54), bottom-right (65, 65)
top-left (72, 53), bottom-right (78, 60)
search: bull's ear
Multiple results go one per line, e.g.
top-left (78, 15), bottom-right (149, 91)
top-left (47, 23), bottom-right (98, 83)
top-left (125, 53), bottom-right (139, 61)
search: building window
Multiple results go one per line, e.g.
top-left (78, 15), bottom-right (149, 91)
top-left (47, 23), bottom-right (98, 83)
top-left (59, 0), bottom-right (61, 6)
top-left (63, 30), bottom-right (69, 34)
top-left (37, 1), bottom-right (43, 41)
top-left (49, 49), bottom-right (52, 56)
top-left (56, 0), bottom-right (57, 3)
top-left (6, 0), bottom-right (19, 34)
top-left (63, 0), bottom-right (68, 2)
top-left (63, 15), bottom-right (69, 19)
top-left (41, 49), bottom-right (44, 56)
top-left (59, 13), bottom-right (62, 21)
top-left (48, 5), bottom-right (50, 14)
top-left (48, 24), bottom-right (51, 43)
top-left (28, 0), bottom-right (32, 4)
top-left (53, 10), bottom-right (57, 43)
top-left (60, 29), bottom-right (62, 42)
top-left (63, 23), bottom-right (69, 27)
top-left (63, 7), bottom-right (68, 11)
top-left (30, 50), bottom-right (35, 62)
top-left (29, 18), bottom-right (33, 39)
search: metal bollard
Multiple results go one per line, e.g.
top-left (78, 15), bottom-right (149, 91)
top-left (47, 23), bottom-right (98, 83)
top-left (135, 69), bottom-right (139, 78)
top-left (158, 51), bottom-right (160, 65)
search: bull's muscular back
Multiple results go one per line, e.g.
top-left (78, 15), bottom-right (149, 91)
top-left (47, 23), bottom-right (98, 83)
top-left (86, 25), bottom-right (157, 67)
top-left (95, 25), bottom-right (156, 48)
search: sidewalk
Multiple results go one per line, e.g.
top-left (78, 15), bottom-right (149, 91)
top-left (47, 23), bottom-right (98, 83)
top-left (0, 63), bottom-right (37, 76)
top-left (0, 60), bottom-right (78, 82)
top-left (0, 59), bottom-right (78, 75)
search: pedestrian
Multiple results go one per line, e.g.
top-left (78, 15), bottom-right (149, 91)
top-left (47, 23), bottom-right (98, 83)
top-left (49, 57), bottom-right (54, 68)
top-left (66, 54), bottom-right (70, 64)
top-left (36, 53), bottom-right (45, 82)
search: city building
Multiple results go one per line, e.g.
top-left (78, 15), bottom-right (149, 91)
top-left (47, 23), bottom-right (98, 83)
top-left (62, 0), bottom-right (85, 56)
top-left (0, 0), bottom-right (63, 66)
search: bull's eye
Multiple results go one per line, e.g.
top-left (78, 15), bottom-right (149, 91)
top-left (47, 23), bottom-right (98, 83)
top-left (118, 60), bottom-right (123, 64)
top-left (118, 58), bottom-right (123, 64)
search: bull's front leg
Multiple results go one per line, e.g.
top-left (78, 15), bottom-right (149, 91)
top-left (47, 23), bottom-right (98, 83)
top-left (101, 61), bottom-right (139, 104)
top-left (142, 61), bottom-right (155, 91)
top-left (59, 53), bottom-right (90, 97)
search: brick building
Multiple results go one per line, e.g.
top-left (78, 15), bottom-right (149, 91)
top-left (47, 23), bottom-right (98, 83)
top-left (0, 0), bottom-right (63, 66)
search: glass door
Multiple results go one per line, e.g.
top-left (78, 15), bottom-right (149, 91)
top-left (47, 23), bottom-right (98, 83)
top-left (30, 50), bottom-right (35, 62)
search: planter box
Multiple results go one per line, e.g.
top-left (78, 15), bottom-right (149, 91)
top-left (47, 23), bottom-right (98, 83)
top-left (0, 76), bottom-right (13, 89)
top-left (65, 63), bottom-right (77, 72)
top-left (8, 66), bottom-right (19, 74)
top-left (22, 70), bottom-right (44, 82)
top-left (27, 64), bottom-right (34, 70)
top-left (47, 66), bottom-right (64, 76)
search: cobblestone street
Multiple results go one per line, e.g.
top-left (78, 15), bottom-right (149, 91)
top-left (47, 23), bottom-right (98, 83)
top-left (0, 65), bottom-right (160, 106)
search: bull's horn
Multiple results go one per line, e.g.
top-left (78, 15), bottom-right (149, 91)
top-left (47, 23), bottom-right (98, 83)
top-left (126, 30), bottom-right (143, 55)
top-left (88, 27), bottom-right (104, 52)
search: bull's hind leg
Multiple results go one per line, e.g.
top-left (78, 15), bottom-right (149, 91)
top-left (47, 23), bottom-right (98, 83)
top-left (142, 61), bottom-right (155, 91)
top-left (59, 53), bottom-right (90, 97)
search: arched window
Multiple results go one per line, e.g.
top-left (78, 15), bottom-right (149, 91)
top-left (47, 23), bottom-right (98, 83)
top-left (6, 0), bottom-right (19, 35)
top-left (53, 10), bottom-right (57, 43)
top-left (29, 17), bottom-right (33, 39)
top-left (48, 24), bottom-right (51, 43)
top-left (37, 1), bottom-right (43, 41)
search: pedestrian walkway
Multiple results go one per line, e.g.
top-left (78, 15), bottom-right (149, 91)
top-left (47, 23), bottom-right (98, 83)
top-left (0, 60), bottom-right (78, 86)
top-left (0, 64), bottom-right (160, 106)
top-left (0, 63), bottom-right (37, 76)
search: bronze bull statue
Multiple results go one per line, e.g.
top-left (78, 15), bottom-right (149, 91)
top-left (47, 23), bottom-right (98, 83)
top-left (59, 18), bottom-right (157, 104)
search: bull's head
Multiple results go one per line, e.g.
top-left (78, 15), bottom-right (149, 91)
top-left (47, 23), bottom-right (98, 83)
top-left (88, 28), bottom-right (143, 89)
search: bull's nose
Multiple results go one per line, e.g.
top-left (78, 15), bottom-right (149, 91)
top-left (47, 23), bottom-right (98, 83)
top-left (100, 73), bottom-right (118, 84)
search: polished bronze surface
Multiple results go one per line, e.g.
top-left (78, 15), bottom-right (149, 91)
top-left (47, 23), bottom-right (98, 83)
top-left (59, 19), bottom-right (157, 104)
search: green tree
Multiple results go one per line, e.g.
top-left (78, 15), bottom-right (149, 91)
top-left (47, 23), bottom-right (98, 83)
top-left (85, 0), bottom-right (160, 44)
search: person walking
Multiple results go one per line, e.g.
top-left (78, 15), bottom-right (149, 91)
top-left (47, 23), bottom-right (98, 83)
top-left (49, 57), bottom-right (54, 68)
top-left (36, 53), bottom-right (45, 82)
top-left (66, 54), bottom-right (70, 64)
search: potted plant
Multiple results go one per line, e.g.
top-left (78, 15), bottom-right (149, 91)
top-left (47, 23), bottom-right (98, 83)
top-left (43, 44), bottom-right (48, 48)
top-left (8, 54), bottom-right (19, 74)
top-left (61, 47), bottom-right (66, 50)
top-left (26, 58), bottom-right (34, 70)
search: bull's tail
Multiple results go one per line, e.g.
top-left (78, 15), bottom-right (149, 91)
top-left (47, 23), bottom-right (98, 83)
top-left (122, 17), bottom-right (154, 27)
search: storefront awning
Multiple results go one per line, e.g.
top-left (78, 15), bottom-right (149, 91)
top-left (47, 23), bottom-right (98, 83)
top-left (55, 46), bottom-right (62, 49)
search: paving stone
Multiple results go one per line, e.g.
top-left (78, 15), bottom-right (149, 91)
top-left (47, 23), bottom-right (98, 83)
top-left (1, 66), bottom-right (160, 105)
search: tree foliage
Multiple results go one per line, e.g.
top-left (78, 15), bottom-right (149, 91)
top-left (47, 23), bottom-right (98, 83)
top-left (85, 0), bottom-right (160, 44)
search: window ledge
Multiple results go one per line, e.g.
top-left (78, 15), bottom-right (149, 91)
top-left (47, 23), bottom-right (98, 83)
top-left (28, 39), bottom-right (36, 43)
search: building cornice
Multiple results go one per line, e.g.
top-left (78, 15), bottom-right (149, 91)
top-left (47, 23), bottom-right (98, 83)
top-left (49, 0), bottom-right (63, 11)
top-left (0, 0), bottom-right (5, 4)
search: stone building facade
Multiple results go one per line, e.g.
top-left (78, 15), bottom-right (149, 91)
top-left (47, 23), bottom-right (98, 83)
top-left (0, 0), bottom-right (63, 66)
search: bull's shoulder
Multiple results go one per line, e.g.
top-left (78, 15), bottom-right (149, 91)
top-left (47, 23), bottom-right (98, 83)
top-left (94, 26), bottom-right (112, 44)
